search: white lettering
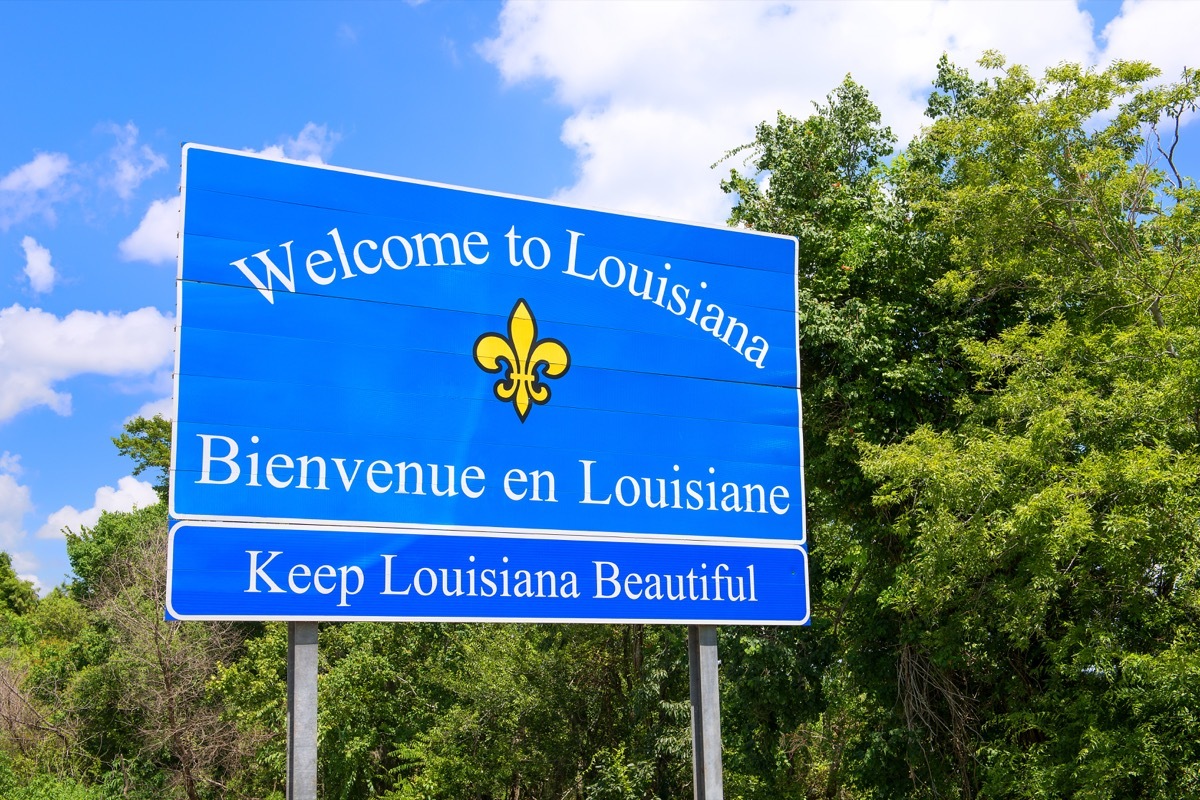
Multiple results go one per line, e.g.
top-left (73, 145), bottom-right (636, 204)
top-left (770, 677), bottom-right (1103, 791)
top-left (288, 563), bottom-right (312, 593)
top-left (594, 561), bottom-right (621, 599)
top-left (245, 550), bottom-right (285, 593)
top-left (383, 235), bottom-right (414, 269)
top-left (504, 468), bottom-right (527, 501)
top-left (461, 465), bottom-right (486, 498)
top-left (769, 486), bottom-right (790, 514)
top-left (305, 249), bottom-right (335, 285)
top-left (338, 565), bottom-right (364, 607)
top-left (198, 434), bottom-right (239, 484)
top-left (522, 237), bottom-right (550, 269)
top-left (332, 458), bottom-right (364, 490)
top-left (367, 460), bottom-right (393, 493)
top-left (353, 239), bottom-right (381, 274)
top-left (413, 232), bottom-right (464, 266)
top-left (462, 231), bottom-right (489, 265)
top-left (231, 242), bottom-right (296, 304)
top-left (580, 460), bottom-right (611, 505)
top-left (265, 454), bottom-right (294, 488)
top-left (313, 564), bottom-right (337, 595)
top-left (381, 554), bottom-right (411, 595)
top-left (327, 227), bottom-right (357, 279)
top-left (562, 229), bottom-right (594, 279)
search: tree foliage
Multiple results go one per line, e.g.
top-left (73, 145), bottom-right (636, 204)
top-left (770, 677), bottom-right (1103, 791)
top-left (112, 415), bottom-right (171, 501)
top-left (721, 55), bottom-right (1200, 798)
top-left (0, 553), bottom-right (37, 616)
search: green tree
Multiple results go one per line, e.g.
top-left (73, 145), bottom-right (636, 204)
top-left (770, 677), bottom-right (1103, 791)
top-left (214, 622), bottom-right (692, 800)
top-left (112, 414), bottom-right (171, 501)
top-left (861, 56), bottom-right (1200, 799)
top-left (0, 415), bottom-right (250, 800)
top-left (723, 57), bottom-right (1200, 798)
top-left (0, 552), bottom-right (37, 616)
top-left (720, 72), bottom-right (989, 799)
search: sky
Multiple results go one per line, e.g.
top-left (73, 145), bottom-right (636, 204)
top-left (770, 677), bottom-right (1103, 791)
top-left (1, 0), bottom-right (1197, 593)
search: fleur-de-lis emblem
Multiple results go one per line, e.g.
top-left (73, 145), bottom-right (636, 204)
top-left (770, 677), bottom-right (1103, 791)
top-left (473, 299), bottom-right (570, 422)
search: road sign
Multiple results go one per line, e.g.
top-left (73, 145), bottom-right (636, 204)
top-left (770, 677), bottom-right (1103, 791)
top-left (168, 144), bottom-right (807, 623)
top-left (167, 521), bottom-right (807, 623)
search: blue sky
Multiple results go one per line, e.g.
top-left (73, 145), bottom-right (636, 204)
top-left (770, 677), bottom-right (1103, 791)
top-left (1, 0), bottom-right (1195, 592)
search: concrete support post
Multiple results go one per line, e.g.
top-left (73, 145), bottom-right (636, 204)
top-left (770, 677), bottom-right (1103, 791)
top-left (689, 624), bottom-right (723, 799)
top-left (287, 621), bottom-right (318, 800)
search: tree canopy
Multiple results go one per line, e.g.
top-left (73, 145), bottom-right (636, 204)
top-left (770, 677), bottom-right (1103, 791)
top-left (719, 54), bottom-right (1200, 798)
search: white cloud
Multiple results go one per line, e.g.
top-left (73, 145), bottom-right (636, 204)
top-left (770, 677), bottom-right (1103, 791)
top-left (119, 196), bottom-right (178, 265)
top-left (0, 471), bottom-right (33, 550)
top-left (104, 122), bottom-right (167, 200)
top-left (0, 152), bottom-right (71, 230)
top-left (20, 236), bottom-right (56, 294)
top-left (128, 395), bottom-right (173, 422)
top-left (0, 153), bottom-right (70, 193)
top-left (0, 455), bottom-right (39, 592)
top-left (253, 123), bottom-right (340, 164)
top-left (0, 452), bottom-right (21, 475)
top-left (36, 475), bottom-right (159, 540)
top-left (16, 572), bottom-right (45, 596)
top-left (0, 304), bottom-right (175, 422)
top-left (1100, 0), bottom-right (1200, 81)
top-left (480, 0), bottom-right (1195, 223)
top-left (9, 552), bottom-right (37, 575)
top-left (0, 456), bottom-right (43, 594)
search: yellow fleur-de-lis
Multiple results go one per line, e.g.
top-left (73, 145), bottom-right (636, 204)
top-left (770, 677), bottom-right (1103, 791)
top-left (473, 299), bottom-right (570, 422)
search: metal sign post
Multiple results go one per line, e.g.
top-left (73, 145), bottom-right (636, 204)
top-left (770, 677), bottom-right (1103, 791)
top-left (286, 622), bottom-right (318, 800)
top-left (689, 625), bottom-right (723, 799)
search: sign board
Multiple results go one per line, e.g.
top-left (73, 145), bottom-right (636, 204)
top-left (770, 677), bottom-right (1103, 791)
top-left (167, 144), bottom-right (808, 623)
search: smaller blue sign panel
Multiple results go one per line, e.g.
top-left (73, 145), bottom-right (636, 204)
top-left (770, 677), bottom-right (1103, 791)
top-left (166, 522), bottom-right (810, 625)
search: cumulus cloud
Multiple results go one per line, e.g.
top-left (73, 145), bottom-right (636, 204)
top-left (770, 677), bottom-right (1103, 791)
top-left (104, 122), bottom-right (167, 200)
top-left (0, 153), bottom-right (71, 193)
top-left (128, 395), bottom-right (173, 422)
top-left (254, 123), bottom-right (341, 164)
top-left (0, 304), bottom-right (175, 422)
top-left (0, 452), bottom-right (21, 475)
top-left (20, 236), bottom-right (56, 293)
top-left (481, 0), bottom-right (1191, 223)
top-left (0, 454), bottom-right (41, 592)
top-left (0, 152), bottom-right (71, 229)
top-left (0, 453), bottom-right (154, 594)
top-left (1100, 0), bottom-right (1200, 79)
top-left (16, 572), bottom-right (45, 596)
top-left (119, 196), bottom-right (179, 265)
top-left (0, 469), bottom-right (32, 550)
top-left (36, 475), bottom-right (159, 540)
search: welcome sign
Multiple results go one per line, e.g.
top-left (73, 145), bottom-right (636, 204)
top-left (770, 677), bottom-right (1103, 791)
top-left (167, 144), bottom-right (808, 624)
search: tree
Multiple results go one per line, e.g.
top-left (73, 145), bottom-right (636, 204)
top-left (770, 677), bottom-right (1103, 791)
top-left (84, 510), bottom-right (251, 800)
top-left (723, 57), bottom-right (1200, 798)
top-left (214, 621), bottom-right (693, 800)
top-left (0, 415), bottom-right (252, 800)
top-left (112, 415), bottom-right (172, 501)
top-left (0, 553), bottom-right (36, 616)
top-left (861, 56), bottom-right (1200, 799)
top-left (720, 72), bottom-right (993, 799)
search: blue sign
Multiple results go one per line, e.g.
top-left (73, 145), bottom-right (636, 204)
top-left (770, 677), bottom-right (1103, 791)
top-left (169, 144), bottom-right (807, 623)
top-left (166, 522), bottom-right (808, 624)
